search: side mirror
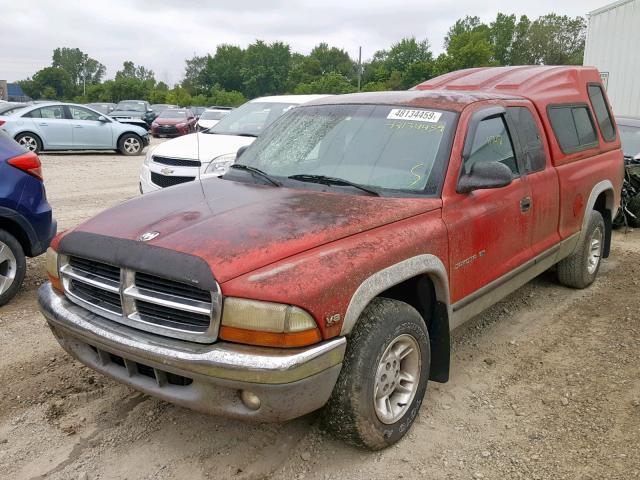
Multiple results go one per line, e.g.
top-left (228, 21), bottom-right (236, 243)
top-left (98, 115), bottom-right (108, 122)
top-left (457, 161), bottom-right (513, 194)
top-left (237, 145), bottom-right (249, 158)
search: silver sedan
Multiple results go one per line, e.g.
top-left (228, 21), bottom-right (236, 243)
top-left (0, 102), bottom-right (150, 155)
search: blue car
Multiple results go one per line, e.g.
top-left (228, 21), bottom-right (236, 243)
top-left (0, 102), bottom-right (150, 155)
top-left (0, 130), bottom-right (56, 305)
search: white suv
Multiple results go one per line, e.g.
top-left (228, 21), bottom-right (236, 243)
top-left (139, 95), bottom-right (330, 193)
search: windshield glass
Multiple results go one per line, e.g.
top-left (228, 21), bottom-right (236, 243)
top-left (619, 124), bottom-right (640, 157)
top-left (235, 104), bottom-right (456, 194)
top-left (116, 101), bottom-right (146, 112)
top-left (159, 110), bottom-right (188, 119)
top-left (208, 102), bottom-right (295, 136)
top-left (200, 110), bottom-right (227, 120)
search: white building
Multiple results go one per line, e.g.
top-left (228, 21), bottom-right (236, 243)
top-left (584, 0), bottom-right (640, 117)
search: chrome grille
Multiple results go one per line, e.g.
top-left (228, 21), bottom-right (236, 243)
top-left (60, 255), bottom-right (221, 343)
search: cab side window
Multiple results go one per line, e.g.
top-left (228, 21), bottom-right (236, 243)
top-left (69, 106), bottom-right (101, 121)
top-left (464, 116), bottom-right (518, 176)
top-left (39, 106), bottom-right (66, 120)
top-left (507, 107), bottom-right (546, 173)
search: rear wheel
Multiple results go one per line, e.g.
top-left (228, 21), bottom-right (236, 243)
top-left (15, 133), bottom-right (42, 153)
top-left (323, 298), bottom-right (430, 450)
top-left (0, 230), bottom-right (26, 306)
top-left (118, 133), bottom-right (143, 156)
top-left (557, 210), bottom-right (605, 289)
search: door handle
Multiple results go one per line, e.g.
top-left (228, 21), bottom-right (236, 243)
top-left (38, 122), bottom-right (48, 126)
top-left (520, 196), bottom-right (532, 212)
top-left (74, 125), bottom-right (83, 128)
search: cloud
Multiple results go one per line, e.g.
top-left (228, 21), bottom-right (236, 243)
top-left (0, 0), bottom-right (605, 83)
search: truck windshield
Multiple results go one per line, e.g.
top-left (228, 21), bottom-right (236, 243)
top-left (235, 104), bottom-right (456, 194)
top-left (207, 102), bottom-right (296, 137)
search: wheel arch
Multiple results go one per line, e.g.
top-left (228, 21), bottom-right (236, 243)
top-left (580, 181), bottom-right (615, 258)
top-left (341, 255), bottom-right (452, 383)
top-left (14, 130), bottom-right (44, 150)
top-left (0, 209), bottom-right (36, 257)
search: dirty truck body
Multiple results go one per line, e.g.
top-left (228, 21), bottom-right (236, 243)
top-left (39, 66), bottom-right (623, 449)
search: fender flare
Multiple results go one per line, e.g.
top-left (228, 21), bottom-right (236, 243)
top-left (340, 254), bottom-right (451, 335)
top-left (574, 180), bottom-right (615, 254)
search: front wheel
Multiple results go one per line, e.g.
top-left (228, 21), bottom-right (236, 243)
top-left (118, 133), bottom-right (144, 156)
top-left (0, 229), bottom-right (26, 306)
top-left (323, 298), bottom-right (430, 450)
top-left (557, 210), bottom-right (605, 289)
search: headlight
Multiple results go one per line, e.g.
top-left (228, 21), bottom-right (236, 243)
top-left (176, 122), bottom-right (186, 128)
top-left (219, 298), bottom-right (322, 348)
top-left (45, 247), bottom-right (62, 292)
top-left (144, 145), bottom-right (157, 166)
top-left (204, 153), bottom-right (236, 176)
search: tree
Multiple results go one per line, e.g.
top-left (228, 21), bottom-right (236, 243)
top-left (116, 61), bottom-right (155, 82)
top-left (19, 67), bottom-right (73, 99)
top-left (510, 16), bottom-right (534, 65)
top-left (490, 13), bottom-right (517, 65)
top-left (293, 72), bottom-right (357, 94)
top-left (208, 85), bottom-right (246, 106)
top-left (182, 55), bottom-right (208, 94)
top-left (527, 14), bottom-right (586, 65)
top-left (201, 45), bottom-right (245, 93)
top-left (242, 40), bottom-right (291, 97)
top-left (437, 16), bottom-right (495, 72)
top-left (52, 47), bottom-right (105, 87)
top-left (308, 43), bottom-right (354, 77)
top-left (363, 38), bottom-right (433, 90)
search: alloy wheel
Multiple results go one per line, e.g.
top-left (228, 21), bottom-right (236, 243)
top-left (123, 137), bottom-right (141, 154)
top-left (0, 241), bottom-right (17, 295)
top-left (373, 333), bottom-right (421, 424)
top-left (18, 136), bottom-right (38, 152)
top-left (587, 226), bottom-right (603, 275)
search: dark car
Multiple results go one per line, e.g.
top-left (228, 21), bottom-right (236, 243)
top-left (150, 109), bottom-right (197, 137)
top-left (110, 100), bottom-right (156, 128)
top-left (85, 103), bottom-right (116, 115)
top-left (0, 130), bottom-right (56, 305)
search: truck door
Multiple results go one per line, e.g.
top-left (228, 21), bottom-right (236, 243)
top-left (506, 105), bottom-right (561, 255)
top-left (442, 106), bottom-right (534, 303)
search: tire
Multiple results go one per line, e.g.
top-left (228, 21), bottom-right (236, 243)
top-left (15, 132), bottom-right (42, 153)
top-left (0, 229), bottom-right (26, 307)
top-left (118, 133), bottom-right (144, 156)
top-left (557, 210), bottom-right (605, 289)
top-left (323, 298), bottom-right (430, 450)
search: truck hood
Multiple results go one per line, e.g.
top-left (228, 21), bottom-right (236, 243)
top-left (150, 132), bottom-right (255, 162)
top-left (70, 178), bottom-right (442, 284)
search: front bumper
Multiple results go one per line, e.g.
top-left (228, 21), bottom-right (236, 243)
top-left (39, 283), bottom-right (346, 421)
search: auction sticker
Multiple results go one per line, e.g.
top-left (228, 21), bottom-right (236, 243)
top-left (387, 108), bottom-right (442, 123)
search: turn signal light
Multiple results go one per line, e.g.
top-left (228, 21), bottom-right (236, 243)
top-left (45, 247), bottom-right (62, 292)
top-left (219, 298), bottom-right (322, 348)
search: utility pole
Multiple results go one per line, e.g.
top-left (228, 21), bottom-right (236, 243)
top-left (357, 46), bottom-right (362, 91)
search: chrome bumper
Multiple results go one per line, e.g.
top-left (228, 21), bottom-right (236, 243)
top-left (38, 283), bottom-right (346, 421)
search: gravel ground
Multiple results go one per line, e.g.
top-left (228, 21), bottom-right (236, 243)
top-left (0, 141), bottom-right (638, 479)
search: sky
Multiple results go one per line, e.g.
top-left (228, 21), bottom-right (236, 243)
top-left (0, 0), bottom-right (611, 84)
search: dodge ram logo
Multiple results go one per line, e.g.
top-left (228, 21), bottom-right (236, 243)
top-left (138, 231), bottom-right (160, 242)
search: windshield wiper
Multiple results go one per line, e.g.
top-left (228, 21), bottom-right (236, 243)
top-left (287, 174), bottom-right (380, 196)
top-left (235, 133), bottom-right (258, 137)
top-left (229, 164), bottom-right (281, 187)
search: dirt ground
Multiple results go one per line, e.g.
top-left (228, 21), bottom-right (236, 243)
top-left (0, 141), bottom-right (639, 480)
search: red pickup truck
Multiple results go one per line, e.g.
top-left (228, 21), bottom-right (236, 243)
top-left (40, 66), bottom-right (623, 450)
